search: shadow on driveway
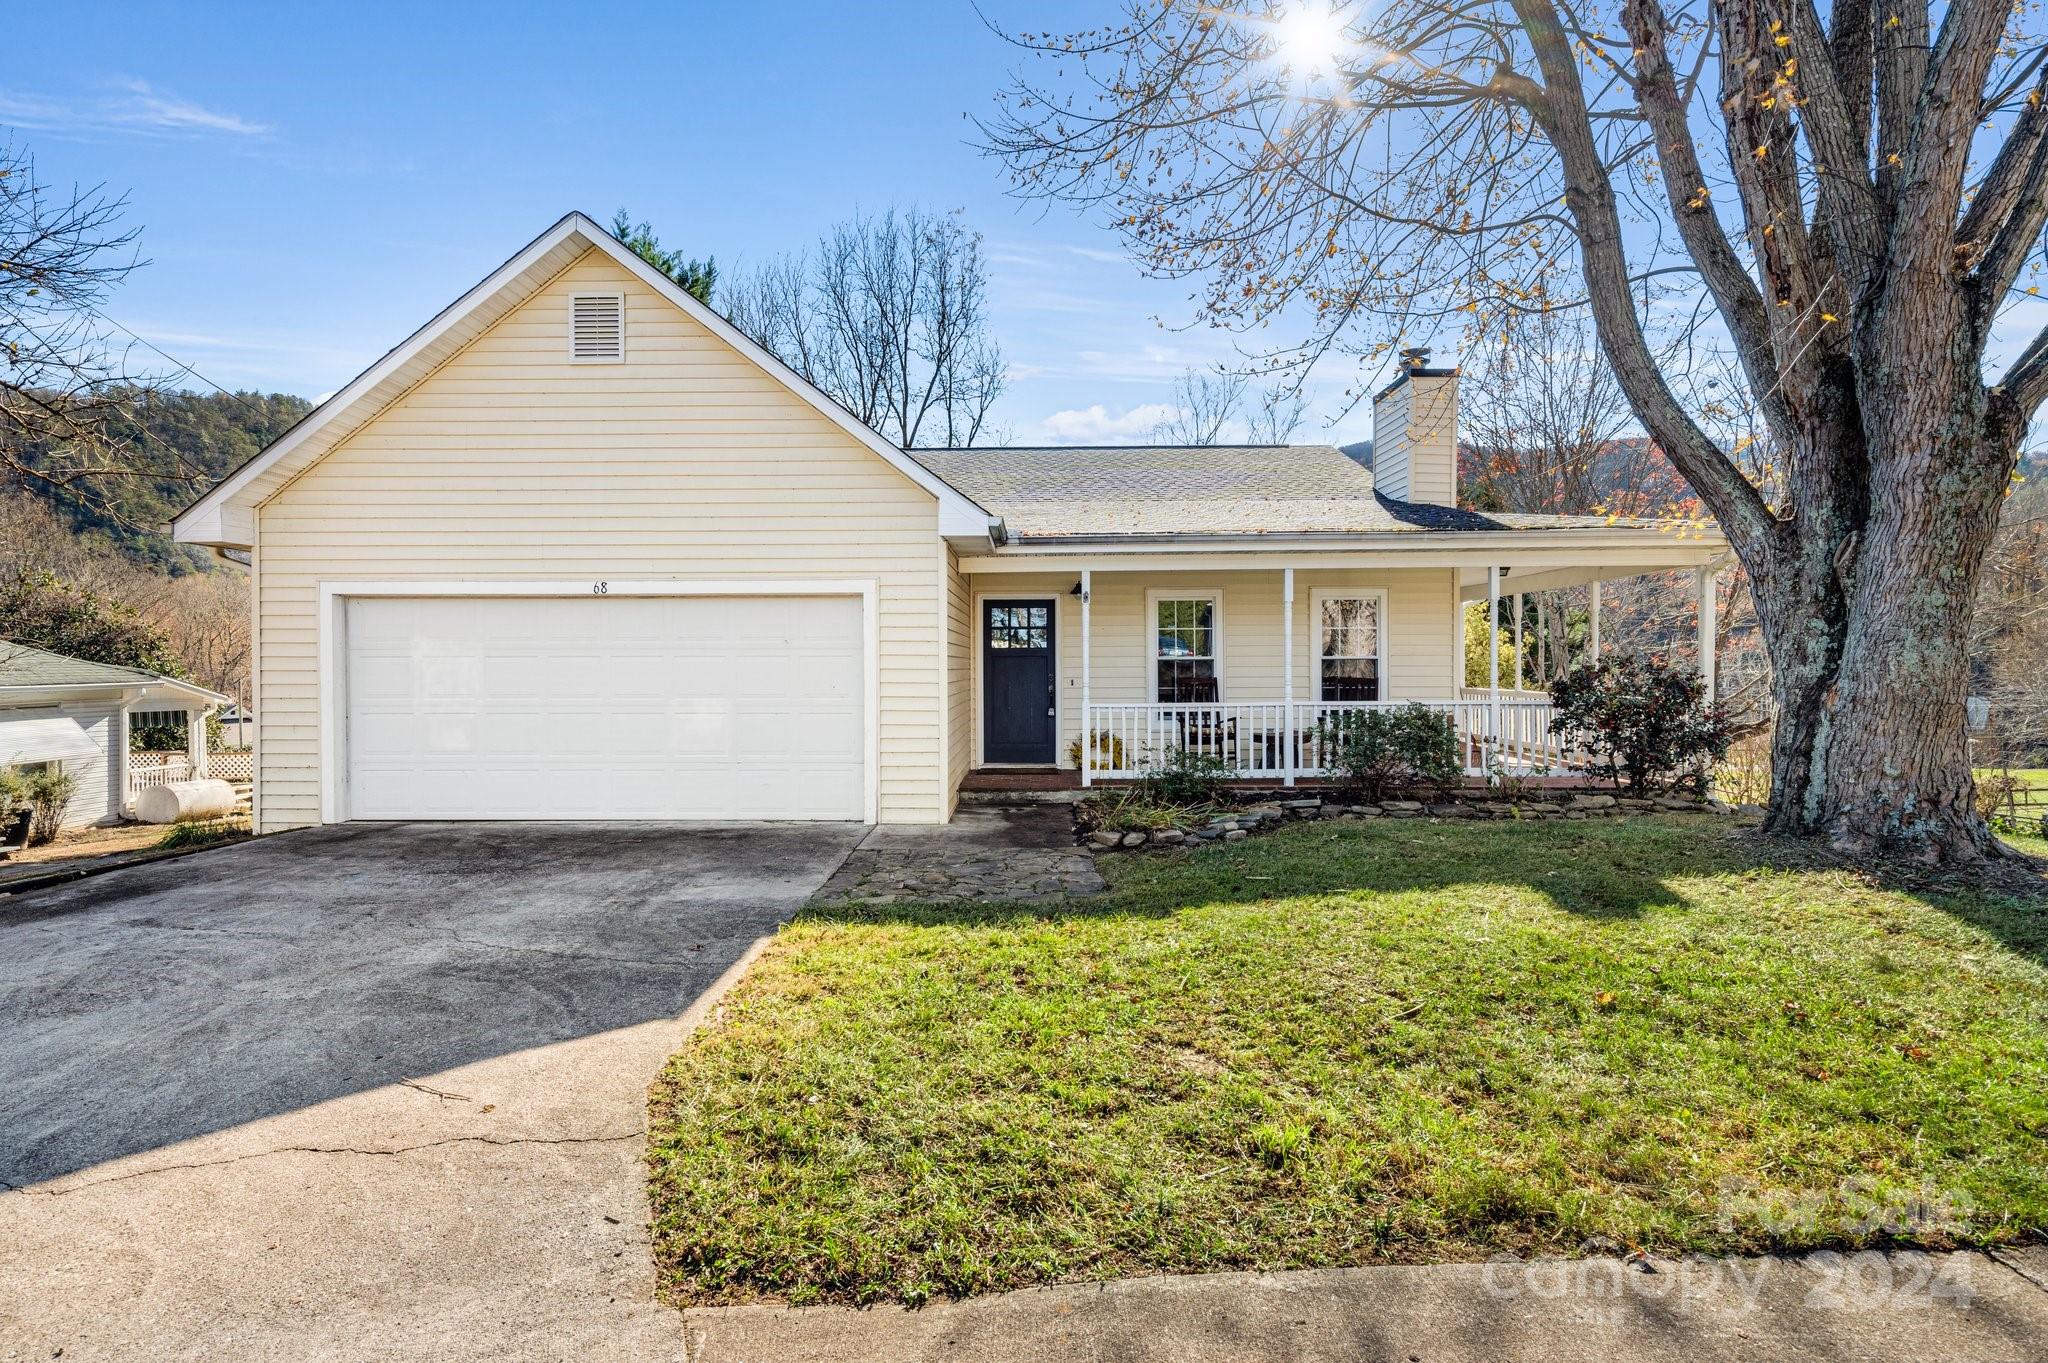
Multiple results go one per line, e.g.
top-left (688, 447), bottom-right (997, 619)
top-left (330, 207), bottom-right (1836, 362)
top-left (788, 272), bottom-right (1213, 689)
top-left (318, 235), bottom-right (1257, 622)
top-left (1, 821), bottom-right (862, 1188)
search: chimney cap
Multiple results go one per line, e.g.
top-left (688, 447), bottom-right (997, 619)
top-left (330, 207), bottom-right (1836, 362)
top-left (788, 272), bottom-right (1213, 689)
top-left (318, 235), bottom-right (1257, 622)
top-left (1374, 347), bottom-right (1458, 401)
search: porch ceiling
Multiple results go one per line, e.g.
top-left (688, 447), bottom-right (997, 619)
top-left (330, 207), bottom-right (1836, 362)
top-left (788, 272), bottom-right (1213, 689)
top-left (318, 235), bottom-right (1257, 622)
top-left (1455, 555), bottom-right (1732, 600)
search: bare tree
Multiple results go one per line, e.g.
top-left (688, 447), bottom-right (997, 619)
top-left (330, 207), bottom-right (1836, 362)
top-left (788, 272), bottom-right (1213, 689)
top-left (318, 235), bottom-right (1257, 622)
top-left (724, 207), bottom-right (1005, 448)
top-left (1152, 366), bottom-right (1249, 443)
top-left (986, 0), bottom-right (2048, 859)
top-left (1972, 473), bottom-right (2048, 760)
top-left (0, 143), bottom-right (187, 518)
top-left (1245, 382), bottom-right (1311, 443)
top-left (1460, 307), bottom-right (1638, 513)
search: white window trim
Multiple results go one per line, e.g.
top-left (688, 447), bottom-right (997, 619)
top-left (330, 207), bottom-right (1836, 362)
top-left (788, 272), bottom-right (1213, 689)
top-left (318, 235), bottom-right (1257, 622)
top-left (971, 591), bottom-right (1061, 768)
top-left (1310, 587), bottom-right (1390, 703)
top-left (567, 291), bottom-right (626, 363)
top-left (316, 578), bottom-right (880, 825)
top-left (1144, 587), bottom-right (1225, 703)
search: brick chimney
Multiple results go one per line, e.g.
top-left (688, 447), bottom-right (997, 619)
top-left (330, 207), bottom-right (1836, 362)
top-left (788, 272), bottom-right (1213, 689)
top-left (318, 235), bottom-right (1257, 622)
top-left (1370, 346), bottom-right (1459, 506)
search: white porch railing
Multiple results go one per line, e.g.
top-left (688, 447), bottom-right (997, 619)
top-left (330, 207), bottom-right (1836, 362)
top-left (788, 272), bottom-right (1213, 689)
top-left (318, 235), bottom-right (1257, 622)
top-left (1079, 699), bottom-right (1581, 782)
top-left (1458, 686), bottom-right (1555, 706)
top-left (128, 750), bottom-right (255, 797)
top-left (128, 754), bottom-right (196, 795)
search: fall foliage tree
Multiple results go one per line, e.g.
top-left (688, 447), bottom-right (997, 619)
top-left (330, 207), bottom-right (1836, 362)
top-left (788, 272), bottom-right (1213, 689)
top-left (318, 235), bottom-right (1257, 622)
top-left (986, 0), bottom-right (2048, 859)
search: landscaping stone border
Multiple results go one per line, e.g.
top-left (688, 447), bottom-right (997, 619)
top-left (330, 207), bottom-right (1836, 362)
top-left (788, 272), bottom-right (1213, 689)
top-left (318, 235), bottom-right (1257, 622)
top-left (1082, 791), bottom-right (1737, 852)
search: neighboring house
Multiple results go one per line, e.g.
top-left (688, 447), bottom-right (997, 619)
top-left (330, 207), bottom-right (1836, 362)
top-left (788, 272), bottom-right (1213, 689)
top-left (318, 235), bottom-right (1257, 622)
top-left (172, 212), bottom-right (1727, 831)
top-left (0, 644), bottom-right (231, 831)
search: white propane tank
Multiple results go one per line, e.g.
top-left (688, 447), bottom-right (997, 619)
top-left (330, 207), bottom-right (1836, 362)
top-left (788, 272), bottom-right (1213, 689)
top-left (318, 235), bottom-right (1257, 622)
top-left (136, 778), bottom-right (239, 825)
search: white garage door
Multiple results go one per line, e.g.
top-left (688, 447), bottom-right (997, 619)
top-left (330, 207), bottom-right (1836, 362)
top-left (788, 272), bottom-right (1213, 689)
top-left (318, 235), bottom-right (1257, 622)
top-left (343, 595), bottom-right (865, 820)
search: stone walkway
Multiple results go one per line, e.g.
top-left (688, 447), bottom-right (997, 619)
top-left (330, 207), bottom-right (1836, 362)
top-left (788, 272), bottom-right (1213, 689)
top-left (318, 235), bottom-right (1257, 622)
top-left (810, 807), bottom-right (1104, 906)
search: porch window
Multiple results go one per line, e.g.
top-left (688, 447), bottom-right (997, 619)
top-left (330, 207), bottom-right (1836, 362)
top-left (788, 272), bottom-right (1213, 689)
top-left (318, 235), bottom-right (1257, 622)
top-left (1155, 596), bottom-right (1219, 702)
top-left (1318, 596), bottom-right (1381, 701)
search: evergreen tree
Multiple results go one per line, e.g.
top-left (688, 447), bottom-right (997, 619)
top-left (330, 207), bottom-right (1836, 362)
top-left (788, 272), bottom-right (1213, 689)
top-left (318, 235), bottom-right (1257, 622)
top-left (611, 209), bottom-right (715, 303)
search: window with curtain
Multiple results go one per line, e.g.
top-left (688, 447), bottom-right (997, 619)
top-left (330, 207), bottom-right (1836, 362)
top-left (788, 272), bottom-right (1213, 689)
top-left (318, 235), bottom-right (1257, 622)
top-left (1155, 597), bottom-right (1218, 702)
top-left (1319, 597), bottom-right (1381, 701)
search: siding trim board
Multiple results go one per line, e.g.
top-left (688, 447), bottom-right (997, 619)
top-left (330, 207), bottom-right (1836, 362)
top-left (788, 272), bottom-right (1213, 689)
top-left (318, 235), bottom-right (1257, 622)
top-left (316, 579), bottom-right (881, 825)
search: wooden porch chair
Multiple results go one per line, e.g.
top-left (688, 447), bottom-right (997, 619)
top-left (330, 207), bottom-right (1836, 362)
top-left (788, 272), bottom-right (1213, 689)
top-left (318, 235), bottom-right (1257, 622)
top-left (1169, 675), bottom-right (1237, 766)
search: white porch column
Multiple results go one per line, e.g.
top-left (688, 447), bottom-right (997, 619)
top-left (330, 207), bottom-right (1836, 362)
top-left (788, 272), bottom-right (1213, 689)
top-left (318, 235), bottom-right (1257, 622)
top-left (1512, 592), bottom-right (1524, 692)
top-left (1080, 568), bottom-right (1093, 787)
top-left (1455, 583), bottom-right (1468, 689)
top-left (1588, 580), bottom-right (1602, 661)
top-left (185, 705), bottom-right (209, 780)
top-left (1282, 566), bottom-right (1296, 787)
top-left (1487, 566), bottom-right (1502, 768)
top-left (1696, 567), bottom-right (1718, 704)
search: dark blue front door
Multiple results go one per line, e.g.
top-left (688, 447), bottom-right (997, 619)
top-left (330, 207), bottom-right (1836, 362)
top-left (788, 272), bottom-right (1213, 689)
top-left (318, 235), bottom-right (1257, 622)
top-left (983, 600), bottom-right (1056, 764)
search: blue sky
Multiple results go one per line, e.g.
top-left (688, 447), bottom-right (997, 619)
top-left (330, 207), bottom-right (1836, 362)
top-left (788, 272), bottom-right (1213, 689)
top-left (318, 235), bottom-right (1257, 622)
top-left (4, 1), bottom-right (1378, 447)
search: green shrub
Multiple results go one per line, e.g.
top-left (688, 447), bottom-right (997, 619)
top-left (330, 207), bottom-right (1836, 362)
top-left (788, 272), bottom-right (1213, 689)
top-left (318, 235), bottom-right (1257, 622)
top-left (129, 722), bottom-right (188, 753)
top-left (1140, 746), bottom-right (1232, 806)
top-left (1549, 655), bottom-right (1733, 795)
top-left (22, 767), bottom-right (76, 845)
top-left (1317, 704), bottom-right (1462, 800)
top-left (0, 768), bottom-right (26, 840)
top-left (158, 817), bottom-right (248, 851)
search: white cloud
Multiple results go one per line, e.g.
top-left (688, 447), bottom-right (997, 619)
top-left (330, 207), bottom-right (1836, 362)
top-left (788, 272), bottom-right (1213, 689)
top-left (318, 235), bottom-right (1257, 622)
top-left (0, 79), bottom-right (269, 140)
top-left (1034, 402), bottom-right (1179, 444)
top-left (116, 319), bottom-right (366, 390)
top-left (118, 80), bottom-right (268, 135)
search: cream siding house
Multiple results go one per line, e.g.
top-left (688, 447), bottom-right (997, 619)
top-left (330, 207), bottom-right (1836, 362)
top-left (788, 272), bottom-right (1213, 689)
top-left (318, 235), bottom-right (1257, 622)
top-left (175, 213), bottom-right (1728, 831)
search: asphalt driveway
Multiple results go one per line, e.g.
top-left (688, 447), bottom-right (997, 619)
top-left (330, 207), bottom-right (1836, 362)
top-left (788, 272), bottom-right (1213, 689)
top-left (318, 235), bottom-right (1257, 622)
top-left (0, 821), bottom-right (863, 1362)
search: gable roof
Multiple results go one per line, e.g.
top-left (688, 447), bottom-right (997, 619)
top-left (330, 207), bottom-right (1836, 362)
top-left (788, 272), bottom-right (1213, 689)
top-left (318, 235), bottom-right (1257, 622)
top-left (0, 641), bottom-right (230, 703)
top-left (172, 212), bottom-right (1001, 548)
top-left (912, 444), bottom-right (1647, 541)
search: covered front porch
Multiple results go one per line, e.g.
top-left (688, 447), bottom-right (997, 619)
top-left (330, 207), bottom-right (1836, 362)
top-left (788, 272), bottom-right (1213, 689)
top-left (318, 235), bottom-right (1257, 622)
top-left (956, 540), bottom-right (1730, 789)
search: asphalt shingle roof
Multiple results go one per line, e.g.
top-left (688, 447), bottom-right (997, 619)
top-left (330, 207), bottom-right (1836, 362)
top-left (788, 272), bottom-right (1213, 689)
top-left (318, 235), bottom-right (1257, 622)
top-left (910, 444), bottom-right (1629, 540)
top-left (0, 642), bottom-right (167, 689)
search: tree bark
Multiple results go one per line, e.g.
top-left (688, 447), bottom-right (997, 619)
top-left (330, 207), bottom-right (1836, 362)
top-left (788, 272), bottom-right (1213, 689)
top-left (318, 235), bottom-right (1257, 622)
top-left (1748, 396), bottom-right (2018, 859)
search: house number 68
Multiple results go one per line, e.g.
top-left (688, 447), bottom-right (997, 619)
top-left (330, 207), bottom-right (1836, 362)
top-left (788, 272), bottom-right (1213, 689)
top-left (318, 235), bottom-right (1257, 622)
top-left (592, 581), bottom-right (609, 595)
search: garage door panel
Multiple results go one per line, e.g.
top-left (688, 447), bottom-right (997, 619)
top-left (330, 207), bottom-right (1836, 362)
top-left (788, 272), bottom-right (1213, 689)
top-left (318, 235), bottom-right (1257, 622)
top-left (344, 596), bottom-right (864, 820)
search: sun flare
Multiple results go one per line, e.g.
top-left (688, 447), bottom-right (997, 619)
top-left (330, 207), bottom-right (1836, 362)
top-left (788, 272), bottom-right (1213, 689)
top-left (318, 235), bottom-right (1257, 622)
top-left (1271, 5), bottom-right (1350, 83)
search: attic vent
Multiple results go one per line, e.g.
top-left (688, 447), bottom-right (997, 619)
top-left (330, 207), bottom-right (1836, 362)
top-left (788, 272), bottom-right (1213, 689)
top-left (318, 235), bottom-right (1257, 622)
top-left (569, 293), bottom-right (625, 362)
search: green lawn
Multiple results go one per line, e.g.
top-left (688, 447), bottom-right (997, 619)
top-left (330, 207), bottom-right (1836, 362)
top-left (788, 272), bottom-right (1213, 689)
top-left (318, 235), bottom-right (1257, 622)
top-left (646, 817), bottom-right (2048, 1306)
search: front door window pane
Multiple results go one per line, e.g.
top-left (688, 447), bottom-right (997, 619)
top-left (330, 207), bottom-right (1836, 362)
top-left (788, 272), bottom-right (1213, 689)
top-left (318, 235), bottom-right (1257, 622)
top-left (989, 604), bottom-right (1050, 650)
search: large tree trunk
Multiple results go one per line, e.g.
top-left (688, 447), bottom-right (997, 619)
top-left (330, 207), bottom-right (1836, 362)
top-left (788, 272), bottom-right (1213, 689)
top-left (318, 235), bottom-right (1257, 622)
top-left (1750, 371), bottom-right (2019, 860)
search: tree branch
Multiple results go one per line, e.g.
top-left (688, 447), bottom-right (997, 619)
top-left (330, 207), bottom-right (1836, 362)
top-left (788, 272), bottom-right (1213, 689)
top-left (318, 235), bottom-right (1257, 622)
top-left (1620, 0), bottom-right (1795, 437)
top-left (1512, 0), bottom-right (1778, 559)
top-left (1965, 67), bottom-right (2048, 298)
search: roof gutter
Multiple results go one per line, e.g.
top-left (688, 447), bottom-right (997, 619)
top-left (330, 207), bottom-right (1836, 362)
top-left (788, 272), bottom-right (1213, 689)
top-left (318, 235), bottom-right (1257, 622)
top-left (993, 526), bottom-right (1726, 552)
